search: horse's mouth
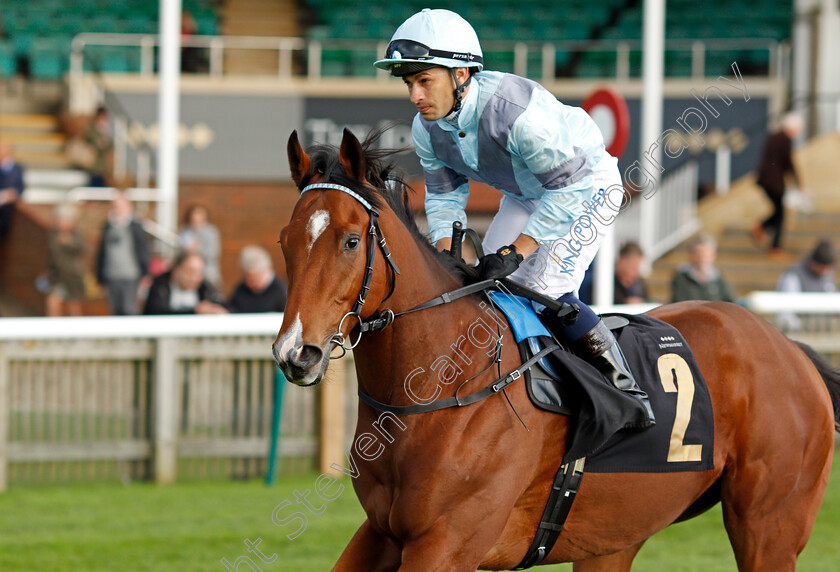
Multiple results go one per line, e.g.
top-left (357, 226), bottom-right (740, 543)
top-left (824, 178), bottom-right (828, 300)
top-left (283, 365), bottom-right (324, 387)
top-left (275, 343), bottom-right (331, 387)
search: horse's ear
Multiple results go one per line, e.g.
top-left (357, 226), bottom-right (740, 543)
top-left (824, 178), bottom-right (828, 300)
top-left (287, 130), bottom-right (311, 188)
top-left (338, 128), bottom-right (367, 182)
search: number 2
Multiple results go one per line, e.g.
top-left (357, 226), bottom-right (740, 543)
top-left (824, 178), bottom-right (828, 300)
top-left (657, 353), bottom-right (703, 463)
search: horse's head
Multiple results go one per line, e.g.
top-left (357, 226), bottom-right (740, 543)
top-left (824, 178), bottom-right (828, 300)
top-left (273, 128), bottom-right (399, 386)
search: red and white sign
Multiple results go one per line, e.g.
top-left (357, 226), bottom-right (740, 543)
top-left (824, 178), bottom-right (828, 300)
top-left (582, 88), bottom-right (630, 159)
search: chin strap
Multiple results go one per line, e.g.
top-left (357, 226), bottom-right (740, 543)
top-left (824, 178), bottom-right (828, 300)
top-left (448, 68), bottom-right (472, 115)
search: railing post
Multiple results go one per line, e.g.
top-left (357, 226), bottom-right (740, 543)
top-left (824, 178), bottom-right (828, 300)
top-left (0, 347), bottom-right (9, 492)
top-left (153, 338), bottom-right (179, 485)
top-left (140, 35), bottom-right (155, 77)
top-left (114, 115), bottom-right (128, 183)
top-left (210, 38), bottom-right (224, 78)
top-left (307, 41), bottom-right (322, 79)
top-left (514, 42), bottom-right (528, 77)
top-left (137, 148), bottom-right (151, 189)
top-left (616, 42), bottom-right (630, 80)
top-left (691, 41), bottom-right (705, 79)
top-left (541, 43), bottom-right (555, 83)
top-left (317, 357), bottom-right (346, 474)
top-left (278, 41), bottom-right (292, 78)
top-left (376, 41), bottom-right (389, 80)
top-left (715, 144), bottom-right (731, 194)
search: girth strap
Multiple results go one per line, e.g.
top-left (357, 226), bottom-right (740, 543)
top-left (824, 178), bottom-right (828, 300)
top-left (357, 344), bottom-right (559, 415)
top-left (514, 457), bottom-right (586, 569)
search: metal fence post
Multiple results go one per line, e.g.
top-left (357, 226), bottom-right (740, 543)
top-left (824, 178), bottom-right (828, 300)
top-left (265, 368), bottom-right (287, 485)
top-left (153, 338), bottom-right (179, 484)
top-left (0, 347), bottom-right (8, 492)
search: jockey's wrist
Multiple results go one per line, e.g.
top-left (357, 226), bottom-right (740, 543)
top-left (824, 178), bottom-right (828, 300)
top-left (512, 234), bottom-right (539, 258)
top-left (436, 237), bottom-right (452, 252)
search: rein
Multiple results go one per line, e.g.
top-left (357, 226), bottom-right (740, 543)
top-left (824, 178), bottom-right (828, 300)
top-left (299, 181), bottom-right (578, 417)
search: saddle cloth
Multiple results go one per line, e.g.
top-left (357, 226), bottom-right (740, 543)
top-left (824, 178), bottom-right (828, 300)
top-left (488, 292), bottom-right (715, 473)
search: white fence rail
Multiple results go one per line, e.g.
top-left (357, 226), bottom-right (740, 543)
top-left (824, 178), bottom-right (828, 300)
top-left (0, 314), bottom-right (356, 491)
top-left (68, 33), bottom-right (784, 82)
top-left (742, 292), bottom-right (840, 355)
top-left (2, 297), bottom-right (835, 490)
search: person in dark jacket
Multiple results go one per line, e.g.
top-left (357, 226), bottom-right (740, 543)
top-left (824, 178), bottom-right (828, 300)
top-left (614, 241), bottom-right (648, 304)
top-left (95, 192), bottom-right (151, 315)
top-left (228, 245), bottom-right (287, 313)
top-left (671, 234), bottom-right (735, 303)
top-left (0, 142), bottom-right (25, 241)
top-left (143, 250), bottom-right (227, 315)
top-left (753, 112), bottom-right (806, 254)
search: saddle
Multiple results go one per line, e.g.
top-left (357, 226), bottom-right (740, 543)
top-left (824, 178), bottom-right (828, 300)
top-left (487, 292), bottom-right (715, 569)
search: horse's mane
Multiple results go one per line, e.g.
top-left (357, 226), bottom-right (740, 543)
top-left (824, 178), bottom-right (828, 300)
top-left (301, 126), bottom-right (475, 283)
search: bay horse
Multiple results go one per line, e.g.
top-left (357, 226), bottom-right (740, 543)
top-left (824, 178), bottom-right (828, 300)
top-left (273, 128), bottom-right (840, 571)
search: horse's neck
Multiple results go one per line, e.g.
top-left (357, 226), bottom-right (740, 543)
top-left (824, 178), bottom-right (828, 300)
top-left (353, 211), bottom-right (497, 406)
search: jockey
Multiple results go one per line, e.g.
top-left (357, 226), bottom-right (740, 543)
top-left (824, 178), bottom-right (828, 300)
top-left (374, 8), bottom-right (654, 427)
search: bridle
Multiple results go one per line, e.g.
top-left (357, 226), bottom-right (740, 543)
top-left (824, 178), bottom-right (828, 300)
top-left (300, 183), bottom-right (401, 357)
top-left (299, 182), bottom-right (574, 359)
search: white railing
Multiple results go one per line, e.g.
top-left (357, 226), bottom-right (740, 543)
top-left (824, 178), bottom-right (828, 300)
top-left (0, 313), bottom-right (356, 491)
top-left (742, 291), bottom-right (840, 344)
top-left (615, 161), bottom-right (701, 261)
top-left (68, 33), bottom-right (784, 83)
top-left (70, 33), bottom-right (306, 79)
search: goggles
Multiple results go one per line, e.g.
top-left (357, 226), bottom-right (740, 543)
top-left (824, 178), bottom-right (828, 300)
top-left (384, 39), bottom-right (483, 65)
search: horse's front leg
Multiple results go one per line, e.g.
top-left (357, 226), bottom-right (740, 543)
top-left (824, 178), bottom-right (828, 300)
top-left (395, 512), bottom-right (512, 572)
top-left (332, 519), bottom-right (402, 572)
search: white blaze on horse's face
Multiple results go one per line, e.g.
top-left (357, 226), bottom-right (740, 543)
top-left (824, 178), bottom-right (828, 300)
top-left (276, 314), bottom-right (302, 361)
top-left (306, 210), bottom-right (330, 254)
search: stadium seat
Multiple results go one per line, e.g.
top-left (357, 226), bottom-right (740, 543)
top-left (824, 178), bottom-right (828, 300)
top-left (0, 41), bottom-right (17, 77)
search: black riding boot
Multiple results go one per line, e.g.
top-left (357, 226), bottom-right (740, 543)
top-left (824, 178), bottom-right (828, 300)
top-left (570, 320), bottom-right (656, 427)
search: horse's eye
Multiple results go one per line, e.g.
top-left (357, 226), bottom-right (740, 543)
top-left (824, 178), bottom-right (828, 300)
top-left (344, 237), bottom-right (360, 251)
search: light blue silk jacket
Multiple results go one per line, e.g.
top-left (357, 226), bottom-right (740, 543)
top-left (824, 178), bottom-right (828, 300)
top-left (412, 71), bottom-right (610, 244)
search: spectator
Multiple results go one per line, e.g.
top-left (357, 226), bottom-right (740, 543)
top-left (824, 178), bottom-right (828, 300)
top-left (228, 245), bottom-right (287, 313)
top-left (178, 204), bottom-right (221, 287)
top-left (614, 242), bottom-right (648, 304)
top-left (671, 234), bottom-right (735, 303)
top-left (0, 142), bottom-right (25, 240)
top-left (143, 250), bottom-right (227, 315)
top-left (84, 106), bottom-right (113, 187)
top-left (777, 239), bottom-right (836, 293)
top-left (95, 192), bottom-right (150, 315)
top-left (752, 112), bottom-right (807, 256)
top-left (776, 239), bottom-right (837, 331)
top-left (46, 204), bottom-right (87, 317)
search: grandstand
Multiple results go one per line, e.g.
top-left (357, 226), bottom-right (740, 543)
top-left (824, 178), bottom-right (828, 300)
top-left (0, 0), bottom-right (824, 319)
top-left (0, 0), bottom-right (217, 78)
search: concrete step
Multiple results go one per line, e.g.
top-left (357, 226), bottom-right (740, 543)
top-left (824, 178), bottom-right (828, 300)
top-left (223, 21), bottom-right (296, 36)
top-left (0, 113), bottom-right (59, 131)
top-left (221, 5), bottom-right (297, 16)
top-left (14, 149), bottom-right (71, 169)
top-left (2, 131), bottom-right (67, 148)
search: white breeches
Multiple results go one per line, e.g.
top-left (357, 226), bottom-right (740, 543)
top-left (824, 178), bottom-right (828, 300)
top-left (481, 156), bottom-right (623, 299)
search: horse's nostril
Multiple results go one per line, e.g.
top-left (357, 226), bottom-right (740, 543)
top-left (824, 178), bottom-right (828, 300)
top-left (289, 344), bottom-right (324, 370)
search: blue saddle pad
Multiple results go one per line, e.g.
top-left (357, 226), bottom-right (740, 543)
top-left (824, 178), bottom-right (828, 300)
top-left (487, 292), bottom-right (550, 342)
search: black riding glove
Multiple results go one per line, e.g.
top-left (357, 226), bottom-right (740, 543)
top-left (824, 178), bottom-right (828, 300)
top-left (477, 244), bottom-right (524, 281)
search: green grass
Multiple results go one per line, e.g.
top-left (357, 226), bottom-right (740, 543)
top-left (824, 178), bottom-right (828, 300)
top-left (1, 459), bottom-right (839, 571)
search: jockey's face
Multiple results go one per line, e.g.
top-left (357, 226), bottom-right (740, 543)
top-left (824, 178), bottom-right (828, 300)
top-left (402, 67), bottom-right (470, 120)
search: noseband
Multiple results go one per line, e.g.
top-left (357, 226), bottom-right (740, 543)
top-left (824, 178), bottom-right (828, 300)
top-left (300, 183), bottom-right (401, 357)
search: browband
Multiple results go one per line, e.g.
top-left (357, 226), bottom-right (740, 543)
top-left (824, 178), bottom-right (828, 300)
top-left (301, 183), bottom-right (376, 213)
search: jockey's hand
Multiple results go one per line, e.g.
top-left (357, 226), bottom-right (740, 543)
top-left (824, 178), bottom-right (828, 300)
top-left (477, 244), bottom-right (524, 281)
